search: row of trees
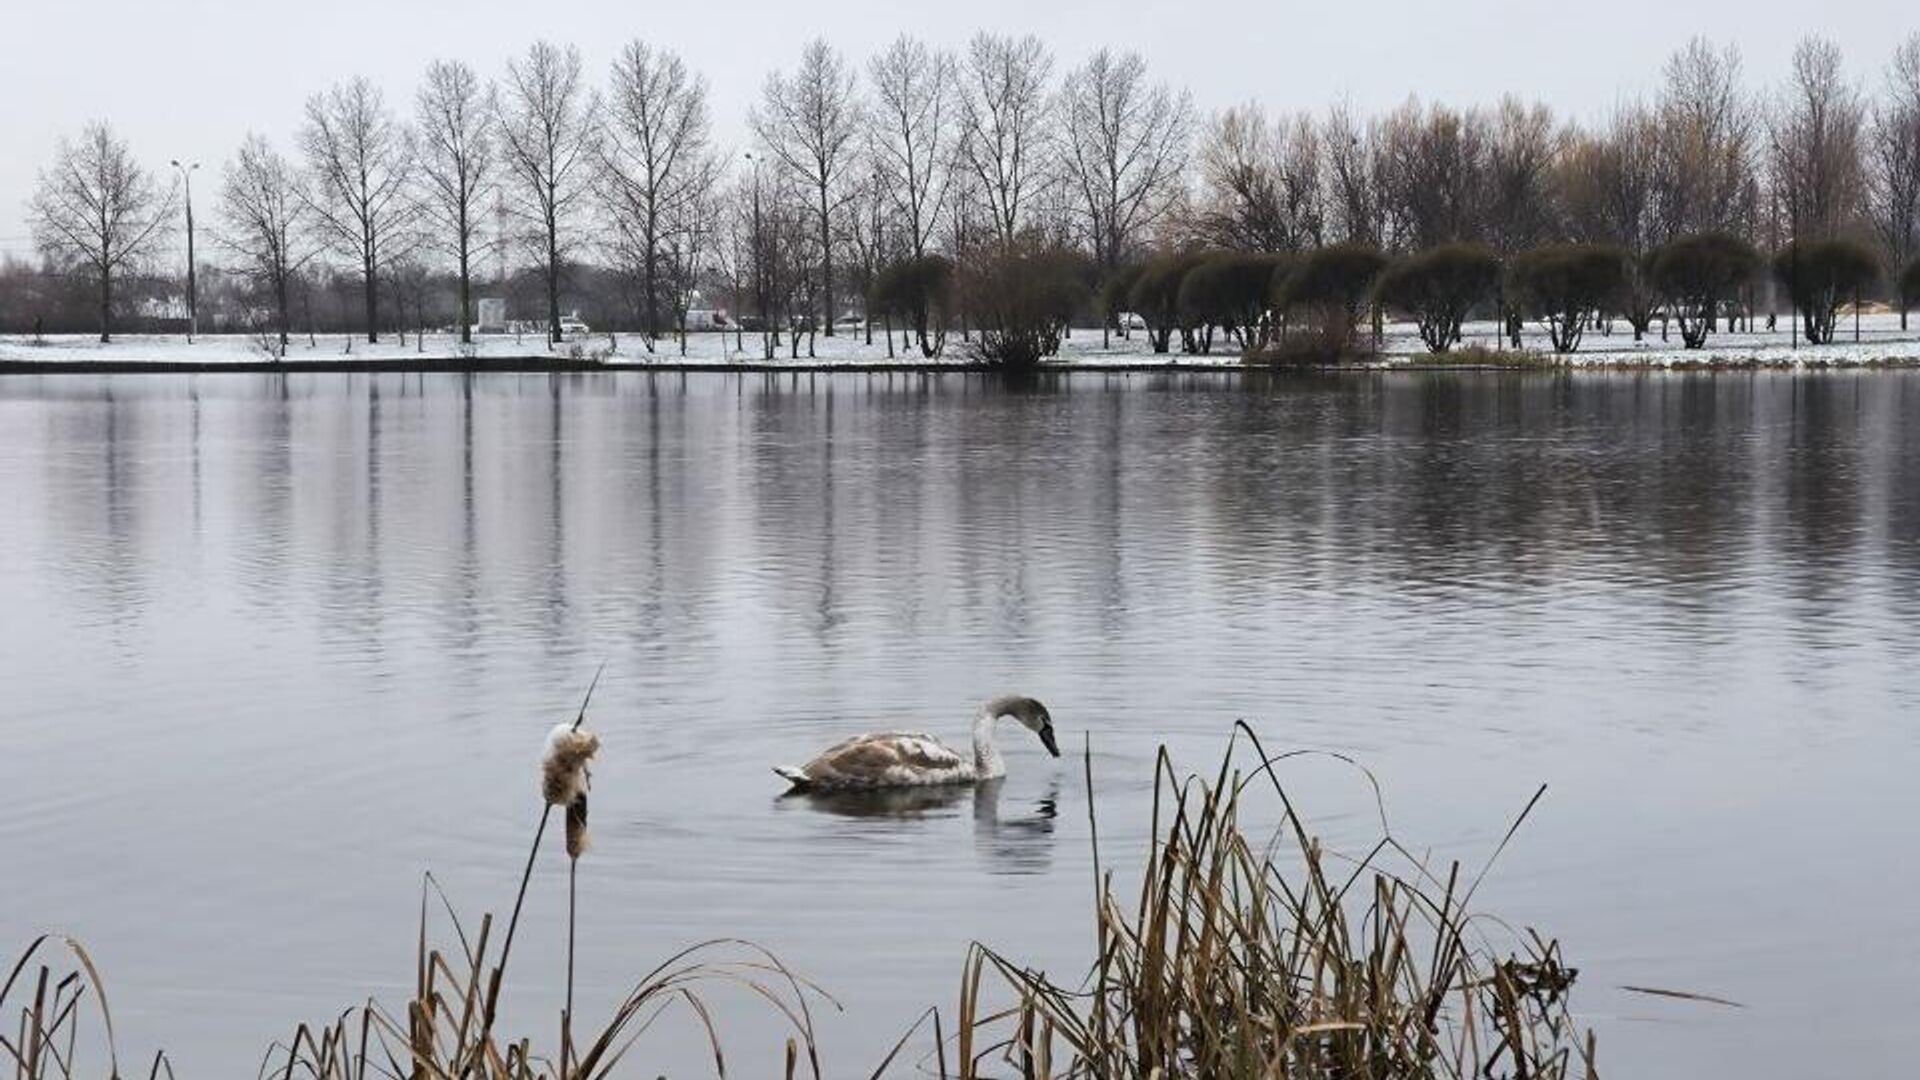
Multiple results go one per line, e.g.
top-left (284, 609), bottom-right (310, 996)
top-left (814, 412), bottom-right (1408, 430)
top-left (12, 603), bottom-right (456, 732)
top-left (21, 31), bottom-right (1920, 355)
top-left (1098, 231), bottom-right (1905, 360)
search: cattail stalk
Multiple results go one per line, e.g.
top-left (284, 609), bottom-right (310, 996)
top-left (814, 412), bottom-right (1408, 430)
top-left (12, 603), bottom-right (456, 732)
top-left (469, 668), bottom-right (602, 1079)
top-left (543, 711), bottom-right (599, 1080)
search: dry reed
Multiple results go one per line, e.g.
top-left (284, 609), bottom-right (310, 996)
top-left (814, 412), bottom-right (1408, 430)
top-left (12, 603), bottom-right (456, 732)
top-left (914, 722), bottom-right (1602, 1079)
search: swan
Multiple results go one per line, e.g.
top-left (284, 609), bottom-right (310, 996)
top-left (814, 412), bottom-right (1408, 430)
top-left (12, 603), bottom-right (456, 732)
top-left (774, 695), bottom-right (1059, 791)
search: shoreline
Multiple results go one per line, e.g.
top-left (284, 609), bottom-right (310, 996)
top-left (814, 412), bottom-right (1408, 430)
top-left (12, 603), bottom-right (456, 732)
top-left (5, 353), bottom-right (1919, 376)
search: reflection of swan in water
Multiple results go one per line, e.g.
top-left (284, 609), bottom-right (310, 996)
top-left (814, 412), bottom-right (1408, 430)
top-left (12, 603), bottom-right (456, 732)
top-left (779, 777), bottom-right (1061, 874)
top-left (785, 782), bottom-right (975, 819)
top-left (972, 777), bottom-right (1059, 875)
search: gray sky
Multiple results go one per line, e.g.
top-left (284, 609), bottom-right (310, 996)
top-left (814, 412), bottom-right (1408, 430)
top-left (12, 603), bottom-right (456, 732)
top-left (2, 0), bottom-right (1911, 258)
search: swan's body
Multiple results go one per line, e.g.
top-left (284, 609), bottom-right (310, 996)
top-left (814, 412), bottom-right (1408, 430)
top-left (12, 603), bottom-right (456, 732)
top-left (775, 695), bottom-right (1058, 791)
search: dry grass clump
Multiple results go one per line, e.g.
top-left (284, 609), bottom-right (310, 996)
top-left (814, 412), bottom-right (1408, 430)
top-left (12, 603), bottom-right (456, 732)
top-left (254, 883), bottom-right (829, 1080)
top-left (924, 723), bottom-right (1599, 1079)
top-left (254, 671), bottom-right (832, 1080)
top-left (1, 934), bottom-right (172, 1080)
top-left (1402, 345), bottom-right (1560, 369)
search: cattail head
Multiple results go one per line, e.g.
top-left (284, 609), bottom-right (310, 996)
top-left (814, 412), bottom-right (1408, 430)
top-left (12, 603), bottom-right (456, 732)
top-left (565, 792), bottom-right (590, 858)
top-left (542, 722), bottom-right (600, 808)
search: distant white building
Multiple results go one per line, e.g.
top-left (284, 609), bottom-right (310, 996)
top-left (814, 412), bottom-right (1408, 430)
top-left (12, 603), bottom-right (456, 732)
top-left (476, 298), bottom-right (507, 333)
top-left (139, 296), bottom-right (190, 322)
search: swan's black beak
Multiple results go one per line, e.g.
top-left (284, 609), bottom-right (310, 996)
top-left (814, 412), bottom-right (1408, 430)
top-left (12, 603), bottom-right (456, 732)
top-left (1039, 723), bottom-right (1060, 758)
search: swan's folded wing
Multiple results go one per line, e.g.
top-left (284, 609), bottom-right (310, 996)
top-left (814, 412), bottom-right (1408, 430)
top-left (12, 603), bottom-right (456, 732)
top-left (802, 732), bottom-right (968, 787)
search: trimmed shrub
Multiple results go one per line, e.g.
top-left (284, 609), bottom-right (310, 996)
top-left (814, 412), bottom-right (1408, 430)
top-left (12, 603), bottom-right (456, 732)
top-left (1650, 233), bottom-right (1760, 349)
top-left (960, 238), bottom-right (1092, 368)
top-left (1273, 243), bottom-right (1387, 350)
top-left (1100, 263), bottom-right (1146, 339)
top-left (1178, 251), bottom-right (1284, 353)
top-left (1505, 244), bottom-right (1627, 354)
top-left (1373, 244), bottom-right (1500, 354)
top-left (1773, 239), bottom-right (1881, 345)
top-left (1128, 252), bottom-right (1206, 353)
top-left (870, 255), bottom-right (956, 358)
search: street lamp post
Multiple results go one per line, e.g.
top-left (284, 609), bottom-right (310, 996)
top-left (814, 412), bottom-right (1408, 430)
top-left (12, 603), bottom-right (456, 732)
top-left (745, 152), bottom-right (767, 359)
top-left (170, 160), bottom-right (200, 342)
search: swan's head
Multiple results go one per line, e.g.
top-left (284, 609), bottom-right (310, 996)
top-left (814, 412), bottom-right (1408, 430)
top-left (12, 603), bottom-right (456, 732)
top-left (996, 696), bottom-right (1059, 758)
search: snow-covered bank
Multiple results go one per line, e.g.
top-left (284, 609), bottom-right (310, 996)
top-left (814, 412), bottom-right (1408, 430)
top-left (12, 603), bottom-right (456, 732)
top-left (5, 314), bottom-right (1919, 371)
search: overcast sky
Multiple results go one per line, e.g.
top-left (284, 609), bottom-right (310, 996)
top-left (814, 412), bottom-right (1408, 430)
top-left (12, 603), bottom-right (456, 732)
top-left (3, 0), bottom-right (1912, 258)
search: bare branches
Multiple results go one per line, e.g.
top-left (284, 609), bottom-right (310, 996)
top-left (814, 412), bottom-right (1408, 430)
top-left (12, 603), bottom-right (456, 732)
top-left (218, 134), bottom-right (312, 348)
top-left (752, 39), bottom-right (861, 335)
top-left (299, 77), bottom-right (414, 342)
top-left (1868, 34), bottom-right (1920, 324)
top-left (1658, 37), bottom-right (1759, 241)
top-left (601, 40), bottom-right (719, 341)
top-left (1057, 49), bottom-right (1193, 270)
top-left (496, 40), bottom-right (600, 346)
top-left (415, 59), bottom-right (495, 344)
top-left (868, 35), bottom-right (955, 258)
top-left (1767, 35), bottom-right (1868, 243)
top-left (957, 32), bottom-right (1055, 247)
top-left (27, 121), bottom-right (174, 342)
top-left (1193, 104), bottom-right (1324, 252)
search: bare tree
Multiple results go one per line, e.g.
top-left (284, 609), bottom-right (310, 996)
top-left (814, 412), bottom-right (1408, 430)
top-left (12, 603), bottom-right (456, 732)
top-left (218, 134), bottom-right (313, 349)
top-left (659, 185), bottom-right (718, 355)
top-left (1377, 98), bottom-right (1491, 251)
top-left (415, 59), bottom-right (494, 345)
top-left (1559, 103), bottom-right (1666, 337)
top-left (1868, 33), bottom-right (1920, 326)
top-left (28, 121), bottom-right (174, 342)
top-left (1483, 96), bottom-right (1561, 253)
top-left (752, 39), bottom-right (862, 335)
top-left (957, 32), bottom-right (1055, 245)
top-left (1768, 36), bottom-right (1868, 244)
top-left (869, 35), bottom-right (956, 258)
top-left (497, 40), bottom-right (600, 347)
top-left (1193, 104), bottom-right (1324, 252)
top-left (300, 77), bottom-right (413, 343)
top-left (1322, 102), bottom-right (1383, 247)
top-left (1059, 50), bottom-right (1192, 273)
top-left (842, 165), bottom-right (897, 345)
top-left (1658, 38), bottom-right (1759, 239)
top-left (602, 41), bottom-right (719, 348)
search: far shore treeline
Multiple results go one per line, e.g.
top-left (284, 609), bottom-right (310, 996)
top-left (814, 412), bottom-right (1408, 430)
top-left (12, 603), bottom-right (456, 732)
top-left (10, 33), bottom-right (1920, 364)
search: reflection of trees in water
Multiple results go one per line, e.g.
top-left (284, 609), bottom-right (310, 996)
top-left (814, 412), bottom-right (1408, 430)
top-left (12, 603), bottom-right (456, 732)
top-left (1885, 377), bottom-right (1920, 626)
top-left (61, 382), bottom-right (145, 651)
top-left (745, 374), bottom-right (847, 650)
top-left (1168, 371), bottom-right (1901, 647)
top-left (1779, 375), bottom-right (1865, 607)
top-left (22, 368), bottom-right (1915, 686)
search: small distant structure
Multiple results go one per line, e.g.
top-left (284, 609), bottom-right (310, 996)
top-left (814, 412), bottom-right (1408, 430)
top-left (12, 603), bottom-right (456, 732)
top-left (476, 298), bottom-right (507, 334)
top-left (684, 308), bottom-right (727, 330)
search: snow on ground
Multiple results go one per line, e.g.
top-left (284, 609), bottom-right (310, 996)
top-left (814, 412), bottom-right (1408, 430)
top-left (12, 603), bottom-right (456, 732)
top-left (3, 314), bottom-right (1919, 369)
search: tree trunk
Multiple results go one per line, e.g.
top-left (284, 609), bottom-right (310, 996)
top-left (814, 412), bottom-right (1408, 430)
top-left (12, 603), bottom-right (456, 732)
top-left (458, 236), bottom-right (473, 346)
top-left (819, 186), bottom-right (835, 336)
top-left (644, 222), bottom-right (659, 341)
top-left (98, 267), bottom-right (112, 344)
top-left (547, 214), bottom-right (562, 350)
top-left (364, 244), bottom-right (379, 344)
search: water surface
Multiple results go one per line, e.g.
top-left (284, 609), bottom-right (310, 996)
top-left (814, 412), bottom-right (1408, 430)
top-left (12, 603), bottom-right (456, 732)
top-left (2, 370), bottom-right (1917, 1077)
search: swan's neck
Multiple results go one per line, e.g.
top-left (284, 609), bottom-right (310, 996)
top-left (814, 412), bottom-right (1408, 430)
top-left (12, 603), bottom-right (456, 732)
top-left (972, 709), bottom-right (1006, 780)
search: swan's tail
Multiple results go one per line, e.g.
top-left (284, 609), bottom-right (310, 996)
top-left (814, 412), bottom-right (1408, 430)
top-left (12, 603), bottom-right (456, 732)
top-left (773, 766), bottom-right (812, 790)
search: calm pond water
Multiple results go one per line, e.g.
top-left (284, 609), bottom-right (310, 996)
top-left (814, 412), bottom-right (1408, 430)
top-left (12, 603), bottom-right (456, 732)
top-left (2, 370), bottom-right (1918, 1078)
